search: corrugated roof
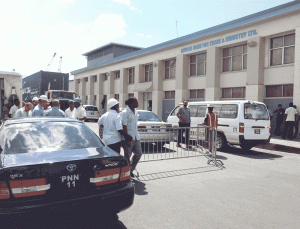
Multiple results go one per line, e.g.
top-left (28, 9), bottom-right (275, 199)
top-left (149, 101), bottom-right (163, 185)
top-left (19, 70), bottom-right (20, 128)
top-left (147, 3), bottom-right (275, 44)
top-left (71, 0), bottom-right (300, 75)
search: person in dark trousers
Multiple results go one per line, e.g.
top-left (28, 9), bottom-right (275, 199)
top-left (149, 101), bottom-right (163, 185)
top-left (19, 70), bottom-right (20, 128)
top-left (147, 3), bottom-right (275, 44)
top-left (177, 100), bottom-right (191, 148)
top-left (293, 105), bottom-right (299, 139)
top-left (282, 102), bottom-right (298, 140)
top-left (273, 104), bottom-right (285, 136)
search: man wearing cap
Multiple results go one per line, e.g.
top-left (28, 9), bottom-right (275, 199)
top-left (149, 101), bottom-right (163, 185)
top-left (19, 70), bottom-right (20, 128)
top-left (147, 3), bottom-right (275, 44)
top-left (73, 98), bottom-right (86, 121)
top-left (32, 95), bottom-right (47, 117)
top-left (15, 103), bottom-right (32, 118)
top-left (44, 99), bottom-right (65, 117)
top-left (98, 98), bottom-right (133, 154)
top-left (31, 97), bottom-right (39, 112)
top-left (65, 100), bottom-right (76, 119)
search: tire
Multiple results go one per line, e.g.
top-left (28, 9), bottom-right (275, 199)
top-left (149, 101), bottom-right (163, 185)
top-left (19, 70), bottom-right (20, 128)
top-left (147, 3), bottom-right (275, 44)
top-left (216, 133), bottom-right (227, 151)
top-left (240, 143), bottom-right (253, 151)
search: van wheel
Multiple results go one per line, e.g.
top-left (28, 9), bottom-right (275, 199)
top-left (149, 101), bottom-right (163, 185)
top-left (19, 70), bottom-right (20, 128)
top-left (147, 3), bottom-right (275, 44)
top-left (240, 143), bottom-right (253, 151)
top-left (216, 133), bottom-right (227, 151)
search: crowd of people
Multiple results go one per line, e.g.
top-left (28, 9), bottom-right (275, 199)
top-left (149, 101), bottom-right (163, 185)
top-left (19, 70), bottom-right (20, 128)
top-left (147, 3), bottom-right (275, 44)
top-left (273, 102), bottom-right (299, 140)
top-left (7, 96), bottom-right (87, 121)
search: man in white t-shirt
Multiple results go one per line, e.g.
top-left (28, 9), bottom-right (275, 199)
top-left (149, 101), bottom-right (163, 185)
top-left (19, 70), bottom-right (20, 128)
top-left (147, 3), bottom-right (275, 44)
top-left (65, 100), bottom-right (76, 119)
top-left (73, 98), bottom-right (86, 121)
top-left (282, 102), bottom-right (298, 140)
top-left (8, 99), bottom-right (20, 118)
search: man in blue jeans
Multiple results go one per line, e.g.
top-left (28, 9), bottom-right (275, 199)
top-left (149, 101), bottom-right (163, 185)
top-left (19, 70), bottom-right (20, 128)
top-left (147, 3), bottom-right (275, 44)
top-left (177, 100), bottom-right (191, 148)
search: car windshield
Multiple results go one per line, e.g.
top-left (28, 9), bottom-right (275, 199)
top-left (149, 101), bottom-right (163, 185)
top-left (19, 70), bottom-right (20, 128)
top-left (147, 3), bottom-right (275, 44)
top-left (137, 111), bottom-right (162, 122)
top-left (2, 121), bottom-right (103, 154)
top-left (52, 92), bottom-right (76, 99)
top-left (244, 103), bottom-right (269, 120)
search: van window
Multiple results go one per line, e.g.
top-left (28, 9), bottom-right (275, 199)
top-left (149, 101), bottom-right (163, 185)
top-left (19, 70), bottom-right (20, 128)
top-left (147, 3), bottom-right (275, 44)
top-left (211, 104), bottom-right (238, 119)
top-left (244, 103), bottom-right (268, 120)
top-left (197, 106), bottom-right (207, 117)
top-left (189, 105), bottom-right (198, 117)
top-left (170, 106), bottom-right (180, 116)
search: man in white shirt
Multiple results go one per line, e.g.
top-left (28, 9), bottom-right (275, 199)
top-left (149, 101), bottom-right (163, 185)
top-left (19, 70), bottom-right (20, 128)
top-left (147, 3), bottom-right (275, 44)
top-left (65, 100), bottom-right (76, 119)
top-left (15, 103), bottom-right (32, 118)
top-left (73, 98), bottom-right (86, 121)
top-left (98, 98), bottom-right (132, 154)
top-left (120, 97), bottom-right (143, 177)
top-left (282, 102), bottom-right (298, 140)
top-left (8, 99), bottom-right (20, 118)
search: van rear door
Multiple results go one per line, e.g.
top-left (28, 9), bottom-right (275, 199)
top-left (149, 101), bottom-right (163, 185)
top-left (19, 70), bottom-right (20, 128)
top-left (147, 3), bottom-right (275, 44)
top-left (243, 103), bottom-right (270, 140)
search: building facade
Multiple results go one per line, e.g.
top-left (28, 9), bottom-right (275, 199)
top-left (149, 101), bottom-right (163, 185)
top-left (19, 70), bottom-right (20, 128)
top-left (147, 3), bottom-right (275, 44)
top-left (71, 1), bottom-right (300, 122)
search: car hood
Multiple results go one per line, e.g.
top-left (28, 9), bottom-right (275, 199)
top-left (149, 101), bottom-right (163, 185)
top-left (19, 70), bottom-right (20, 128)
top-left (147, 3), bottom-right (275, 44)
top-left (138, 121), bottom-right (171, 126)
top-left (0, 146), bottom-right (119, 168)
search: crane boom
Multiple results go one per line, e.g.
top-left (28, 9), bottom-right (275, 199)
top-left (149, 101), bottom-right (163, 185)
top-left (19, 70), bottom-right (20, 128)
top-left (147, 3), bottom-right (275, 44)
top-left (57, 56), bottom-right (62, 72)
top-left (45, 53), bottom-right (56, 71)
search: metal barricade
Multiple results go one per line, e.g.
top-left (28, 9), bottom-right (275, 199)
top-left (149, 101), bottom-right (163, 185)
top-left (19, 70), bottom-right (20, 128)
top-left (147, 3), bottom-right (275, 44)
top-left (139, 126), bottom-right (223, 167)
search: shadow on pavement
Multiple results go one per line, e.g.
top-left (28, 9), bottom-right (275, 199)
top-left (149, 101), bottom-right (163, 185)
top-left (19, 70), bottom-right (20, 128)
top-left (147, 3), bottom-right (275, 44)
top-left (138, 165), bottom-right (223, 181)
top-left (257, 143), bottom-right (300, 154)
top-left (3, 210), bottom-right (127, 229)
top-left (132, 179), bottom-right (148, 195)
top-left (220, 146), bottom-right (283, 159)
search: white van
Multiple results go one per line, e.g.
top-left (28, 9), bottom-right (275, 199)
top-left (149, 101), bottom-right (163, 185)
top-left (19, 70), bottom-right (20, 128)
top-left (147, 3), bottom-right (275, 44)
top-left (167, 100), bottom-right (271, 150)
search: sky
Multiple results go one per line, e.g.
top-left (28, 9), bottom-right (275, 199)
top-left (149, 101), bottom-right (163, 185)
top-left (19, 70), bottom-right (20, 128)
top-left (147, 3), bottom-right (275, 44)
top-left (0, 0), bottom-right (294, 78)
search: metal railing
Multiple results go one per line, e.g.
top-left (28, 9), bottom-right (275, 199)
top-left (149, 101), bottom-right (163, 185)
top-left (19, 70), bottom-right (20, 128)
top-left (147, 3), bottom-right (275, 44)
top-left (139, 126), bottom-right (223, 167)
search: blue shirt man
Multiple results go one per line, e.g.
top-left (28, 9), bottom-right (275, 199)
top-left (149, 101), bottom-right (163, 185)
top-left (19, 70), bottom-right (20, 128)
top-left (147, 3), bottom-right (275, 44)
top-left (44, 99), bottom-right (65, 117)
top-left (32, 95), bottom-right (48, 117)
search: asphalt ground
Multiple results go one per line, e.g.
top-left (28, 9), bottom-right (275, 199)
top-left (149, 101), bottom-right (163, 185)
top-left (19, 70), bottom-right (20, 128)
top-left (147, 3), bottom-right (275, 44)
top-left (82, 122), bottom-right (300, 229)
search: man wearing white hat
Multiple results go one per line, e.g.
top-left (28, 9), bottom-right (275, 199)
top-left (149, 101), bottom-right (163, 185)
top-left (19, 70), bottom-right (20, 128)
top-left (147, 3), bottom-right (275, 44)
top-left (98, 98), bottom-right (132, 154)
top-left (32, 95), bottom-right (47, 117)
top-left (73, 98), bottom-right (86, 121)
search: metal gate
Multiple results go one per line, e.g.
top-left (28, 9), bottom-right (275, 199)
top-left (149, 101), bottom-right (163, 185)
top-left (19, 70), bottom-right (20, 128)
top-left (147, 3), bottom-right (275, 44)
top-left (139, 126), bottom-right (223, 167)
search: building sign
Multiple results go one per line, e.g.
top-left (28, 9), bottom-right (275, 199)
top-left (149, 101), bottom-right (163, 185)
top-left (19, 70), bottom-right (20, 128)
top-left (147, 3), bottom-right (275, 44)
top-left (181, 29), bottom-right (258, 53)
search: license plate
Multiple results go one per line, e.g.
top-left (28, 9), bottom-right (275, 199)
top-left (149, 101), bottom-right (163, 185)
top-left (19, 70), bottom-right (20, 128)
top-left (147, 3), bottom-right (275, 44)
top-left (254, 129), bottom-right (260, 134)
top-left (61, 174), bottom-right (80, 189)
top-left (151, 126), bottom-right (160, 132)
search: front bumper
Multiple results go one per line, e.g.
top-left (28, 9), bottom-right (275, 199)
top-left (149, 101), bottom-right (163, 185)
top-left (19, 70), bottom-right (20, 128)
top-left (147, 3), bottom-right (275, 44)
top-left (0, 182), bottom-right (134, 215)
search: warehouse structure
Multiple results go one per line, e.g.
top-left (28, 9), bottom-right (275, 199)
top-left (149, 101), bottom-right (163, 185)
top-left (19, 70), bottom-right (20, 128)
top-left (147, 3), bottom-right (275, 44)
top-left (71, 1), bottom-right (300, 121)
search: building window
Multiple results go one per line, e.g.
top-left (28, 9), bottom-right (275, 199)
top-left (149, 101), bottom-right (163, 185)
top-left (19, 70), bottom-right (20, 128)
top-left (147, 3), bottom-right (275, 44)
top-left (115, 94), bottom-right (119, 100)
top-left (165, 91), bottom-right (175, 99)
top-left (77, 79), bottom-right (80, 83)
top-left (128, 68), bottom-right (134, 84)
top-left (128, 93), bottom-right (134, 98)
top-left (165, 59), bottom-right (176, 79)
top-left (190, 89), bottom-right (205, 99)
top-left (143, 92), bottom-right (152, 111)
top-left (93, 75), bottom-right (97, 82)
top-left (190, 53), bottom-right (206, 76)
top-left (270, 34), bottom-right (295, 66)
top-left (222, 87), bottom-right (246, 98)
top-left (104, 73), bottom-right (108, 81)
top-left (223, 44), bottom-right (247, 72)
top-left (266, 84), bottom-right (293, 97)
top-left (84, 77), bottom-right (88, 82)
top-left (115, 70), bottom-right (120, 79)
top-left (144, 64), bottom-right (153, 82)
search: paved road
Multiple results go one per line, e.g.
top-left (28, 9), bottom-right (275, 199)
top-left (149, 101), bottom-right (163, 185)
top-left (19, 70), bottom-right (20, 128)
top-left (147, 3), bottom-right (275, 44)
top-left (83, 121), bottom-right (300, 229)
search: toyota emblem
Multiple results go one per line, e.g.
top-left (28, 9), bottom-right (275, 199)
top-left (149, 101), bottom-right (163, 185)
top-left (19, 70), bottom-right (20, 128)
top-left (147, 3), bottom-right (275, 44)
top-left (66, 164), bottom-right (77, 172)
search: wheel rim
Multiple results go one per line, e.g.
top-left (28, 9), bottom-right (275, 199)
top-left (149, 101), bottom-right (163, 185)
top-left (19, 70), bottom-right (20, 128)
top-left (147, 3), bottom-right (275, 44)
top-left (216, 136), bottom-right (222, 149)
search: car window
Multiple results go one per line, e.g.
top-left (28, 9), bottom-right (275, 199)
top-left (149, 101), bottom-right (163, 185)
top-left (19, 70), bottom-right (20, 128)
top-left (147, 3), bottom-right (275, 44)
top-left (3, 122), bottom-right (103, 154)
top-left (92, 107), bottom-right (98, 111)
top-left (244, 103), bottom-right (268, 120)
top-left (189, 105), bottom-right (198, 117)
top-left (137, 111), bottom-right (162, 122)
top-left (85, 106), bottom-right (92, 111)
top-left (197, 106), bottom-right (207, 117)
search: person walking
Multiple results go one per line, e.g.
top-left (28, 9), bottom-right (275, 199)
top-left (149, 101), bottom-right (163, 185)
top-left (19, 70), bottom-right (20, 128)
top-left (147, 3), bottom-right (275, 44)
top-left (15, 102), bottom-right (32, 118)
top-left (282, 102), bottom-right (298, 140)
top-left (44, 99), bottom-right (65, 117)
top-left (65, 100), bottom-right (76, 118)
top-left (98, 98), bottom-right (132, 154)
top-left (32, 95), bottom-right (47, 117)
top-left (120, 97), bottom-right (143, 177)
top-left (8, 99), bottom-right (20, 118)
top-left (176, 100), bottom-right (191, 148)
top-left (73, 98), bottom-right (87, 121)
top-left (273, 104), bottom-right (285, 136)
